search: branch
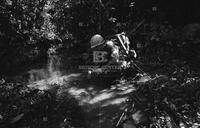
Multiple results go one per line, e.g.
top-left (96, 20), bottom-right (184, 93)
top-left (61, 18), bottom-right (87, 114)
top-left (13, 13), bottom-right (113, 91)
top-left (98, 0), bottom-right (105, 8)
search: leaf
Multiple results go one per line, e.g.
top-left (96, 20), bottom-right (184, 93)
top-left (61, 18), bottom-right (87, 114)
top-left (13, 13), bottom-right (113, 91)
top-left (43, 117), bottom-right (48, 122)
top-left (10, 113), bottom-right (24, 123)
top-left (0, 115), bottom-right (3, 120)
top-left (6, 0), bottom-right (12, 5)
top-left (131, 110), bottom-right (147, 124)
top-left (166, 116), bottom-right (179, 128)
top-left (123, 120), bottom-right (136, 128)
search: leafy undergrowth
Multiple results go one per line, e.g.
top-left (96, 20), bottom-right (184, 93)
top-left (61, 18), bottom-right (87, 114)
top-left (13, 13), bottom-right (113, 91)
top-left (124, 61), bottom-right (200, 128)
top-left (1, 59), bottom-right (200, 128)
top-left (0, 80), bottom-right (86, 128)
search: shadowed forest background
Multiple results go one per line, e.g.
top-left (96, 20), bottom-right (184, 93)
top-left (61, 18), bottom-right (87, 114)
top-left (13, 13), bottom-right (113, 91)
top-left (1, 0), bottom-right (200, 74)
top-left (1, 0), bottom-right (200, 128)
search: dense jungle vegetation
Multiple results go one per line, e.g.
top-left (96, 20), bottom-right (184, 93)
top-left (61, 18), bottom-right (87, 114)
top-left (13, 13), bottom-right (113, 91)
top-left (1, 0), bottom-right (200, 128)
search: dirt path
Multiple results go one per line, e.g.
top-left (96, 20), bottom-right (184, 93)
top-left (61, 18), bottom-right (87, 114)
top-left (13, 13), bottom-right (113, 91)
top-left (27, 73), bottom-right (137, 128)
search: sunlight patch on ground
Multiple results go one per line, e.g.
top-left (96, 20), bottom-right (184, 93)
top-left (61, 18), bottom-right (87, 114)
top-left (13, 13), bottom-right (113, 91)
top-left (89, 92), bottom-right (116, 104)
top-left (118, 88), bottom-right (135, 95)
top-left (101, 97), bottom-right (127, 107)
top-left (27, 79), bottom-right (50, 90)
top-left (67, 87), bottom-right (92, 105)
top-left (68, 87), bottom-right (88, 97)
top-left (62, 73), bottom-right (82, 79)
top-left (27, 73), bottom-right (81, 90)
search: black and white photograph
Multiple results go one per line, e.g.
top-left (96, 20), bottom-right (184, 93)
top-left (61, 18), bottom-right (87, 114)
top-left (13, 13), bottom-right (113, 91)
top-left (1, 0), bottom-right (200, 128)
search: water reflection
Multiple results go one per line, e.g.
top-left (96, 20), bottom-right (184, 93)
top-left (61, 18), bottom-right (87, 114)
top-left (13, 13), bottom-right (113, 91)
top-left (28, 54), bottom-right (62, 83)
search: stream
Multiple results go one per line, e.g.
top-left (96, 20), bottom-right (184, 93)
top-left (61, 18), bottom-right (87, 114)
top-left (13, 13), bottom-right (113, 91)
top-left (11, 54), bottom-right (137, 128)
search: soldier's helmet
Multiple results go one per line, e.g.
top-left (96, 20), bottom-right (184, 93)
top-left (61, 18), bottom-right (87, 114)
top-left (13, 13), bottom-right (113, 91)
top-left (90, 34), bottom-right (104, 48)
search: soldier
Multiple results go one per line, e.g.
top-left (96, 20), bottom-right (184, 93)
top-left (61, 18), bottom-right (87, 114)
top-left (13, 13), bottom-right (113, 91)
top-left (90, 34), bottom-right (120, 65)
top-left (86, 33), bottom-right (137, 77)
